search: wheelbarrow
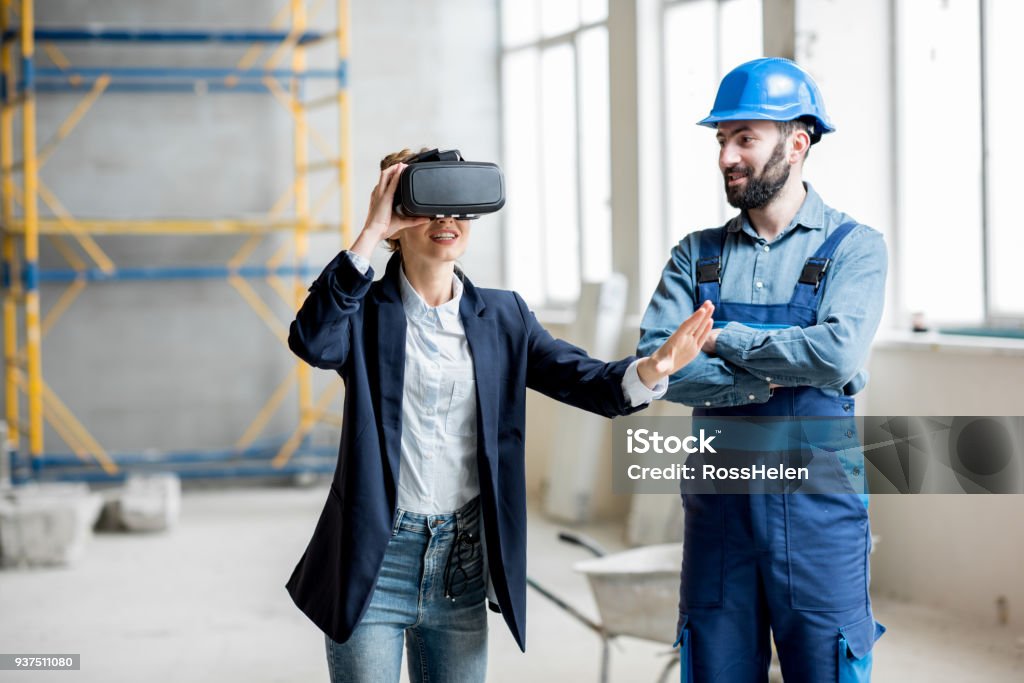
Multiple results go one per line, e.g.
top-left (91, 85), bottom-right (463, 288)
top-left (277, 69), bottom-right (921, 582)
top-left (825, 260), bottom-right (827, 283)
top-left (528, 532), bottom-right (882, 682)
top-left (526, 532), bottom-right (682, 683)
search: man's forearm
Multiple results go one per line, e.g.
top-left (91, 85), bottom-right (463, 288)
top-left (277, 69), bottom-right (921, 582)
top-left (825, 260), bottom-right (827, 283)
top-left (714, 321), bottom-right (865, 388)
top-left (661, 353), bottom-right (773, 407)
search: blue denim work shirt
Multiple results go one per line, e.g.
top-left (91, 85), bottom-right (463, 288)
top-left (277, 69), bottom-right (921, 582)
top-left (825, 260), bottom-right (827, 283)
top-left (638, 183), bottom-right (888, 408)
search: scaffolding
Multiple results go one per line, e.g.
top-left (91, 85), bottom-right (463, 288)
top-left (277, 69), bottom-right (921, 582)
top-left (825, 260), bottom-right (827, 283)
top-left (0, 0), bottom-right (352, 482)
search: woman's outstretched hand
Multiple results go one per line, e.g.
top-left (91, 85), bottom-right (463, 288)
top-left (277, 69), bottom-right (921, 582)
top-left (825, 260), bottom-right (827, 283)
top-left (636, 300), bottom-right (715, 390)
top-left (350, 163), bottom-right (430, 260)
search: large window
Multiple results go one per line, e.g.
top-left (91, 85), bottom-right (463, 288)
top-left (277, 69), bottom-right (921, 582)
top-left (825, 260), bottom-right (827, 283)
top-left (655, 0), bottom-right (762, 299)
top-left (500, 0), bottom-right (611, 306)
top-left (897, 0), bottom-right (1024, 325)
top-left (982, 0), bottom-right (1024, 321)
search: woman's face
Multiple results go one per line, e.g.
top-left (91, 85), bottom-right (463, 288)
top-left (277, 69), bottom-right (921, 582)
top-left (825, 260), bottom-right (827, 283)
top-left (397, 216), bottom-right (472, 265)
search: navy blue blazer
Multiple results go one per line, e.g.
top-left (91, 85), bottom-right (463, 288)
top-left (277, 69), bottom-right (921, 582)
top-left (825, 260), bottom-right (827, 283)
top-left (285, 251), bottom-right (643, 651)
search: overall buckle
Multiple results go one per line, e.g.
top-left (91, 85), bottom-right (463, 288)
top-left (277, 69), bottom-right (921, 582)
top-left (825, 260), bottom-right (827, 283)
top-left (697, 260), bottom-right (721, 284)
top-left (799, 257), bottom-right (830, 291)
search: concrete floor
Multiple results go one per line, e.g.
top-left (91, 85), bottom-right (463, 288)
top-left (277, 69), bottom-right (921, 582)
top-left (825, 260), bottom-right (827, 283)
top-left (2, 486), bottom-right (1023, 682)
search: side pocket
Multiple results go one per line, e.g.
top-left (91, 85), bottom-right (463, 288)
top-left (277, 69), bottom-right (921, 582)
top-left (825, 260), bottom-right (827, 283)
top-left (681, 495), bottom-right (725, 608)
top-left (674, 616), bottom-right (694, 683)
top-left (837, 614), bottom-right (886, 682)
top-left (785, 491), bottom-right (868, 611)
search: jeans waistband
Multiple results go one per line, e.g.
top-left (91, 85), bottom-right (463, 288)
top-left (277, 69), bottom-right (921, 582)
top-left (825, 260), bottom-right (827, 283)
top-left (392, 496), bottom-right (481, 536)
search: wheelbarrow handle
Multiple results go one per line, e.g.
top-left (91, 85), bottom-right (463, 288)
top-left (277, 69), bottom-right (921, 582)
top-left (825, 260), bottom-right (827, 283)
top-left (525, 577), bottom-right (605, 636)
top-left (557, 531), bottom-right (608, 557)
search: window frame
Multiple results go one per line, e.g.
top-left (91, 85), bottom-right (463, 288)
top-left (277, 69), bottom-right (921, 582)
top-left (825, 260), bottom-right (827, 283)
top-left (499, 1), bottom-right (611, 308)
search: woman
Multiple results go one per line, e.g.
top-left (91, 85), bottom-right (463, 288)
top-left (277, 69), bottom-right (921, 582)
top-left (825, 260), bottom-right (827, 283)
top-left (286, 149), bottom-right (715, 683)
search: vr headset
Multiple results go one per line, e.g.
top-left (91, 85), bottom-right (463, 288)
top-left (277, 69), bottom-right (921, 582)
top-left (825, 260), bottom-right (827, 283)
top-left (393, 149), bottom-right (505, 220)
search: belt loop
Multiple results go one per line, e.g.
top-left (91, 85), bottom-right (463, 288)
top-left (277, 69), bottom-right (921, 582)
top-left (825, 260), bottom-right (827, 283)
top-left (391, 508), bottom-right (405, 536)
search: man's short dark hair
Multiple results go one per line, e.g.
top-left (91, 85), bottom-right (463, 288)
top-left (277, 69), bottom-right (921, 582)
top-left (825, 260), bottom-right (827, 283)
top-left (776, 118), bottom-right (813, 160)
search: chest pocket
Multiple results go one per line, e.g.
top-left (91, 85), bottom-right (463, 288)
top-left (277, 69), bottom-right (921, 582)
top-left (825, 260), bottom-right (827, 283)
top-left (445, 379), bottom-right (477, 438)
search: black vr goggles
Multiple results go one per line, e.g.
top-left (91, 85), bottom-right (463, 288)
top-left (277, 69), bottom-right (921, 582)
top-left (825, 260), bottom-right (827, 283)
top-left (393, 149), bottom-right (505, 220)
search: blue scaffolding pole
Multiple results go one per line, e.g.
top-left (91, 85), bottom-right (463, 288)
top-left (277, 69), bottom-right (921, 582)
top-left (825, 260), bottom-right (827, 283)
top-left (35, 264), bottom-right (318, 284)
top-left (2, 27), bottom-right (334, 45)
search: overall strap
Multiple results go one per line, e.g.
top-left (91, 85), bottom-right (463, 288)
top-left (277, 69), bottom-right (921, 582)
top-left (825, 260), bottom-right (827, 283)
top-left (790, 221), bottom-right (859, 308)
top-left (695, 227), bottom-right (727, 309)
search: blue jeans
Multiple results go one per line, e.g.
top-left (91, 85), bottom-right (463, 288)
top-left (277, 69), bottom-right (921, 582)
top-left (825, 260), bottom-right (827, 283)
top-left (325, 497), bottom-right (487, 683)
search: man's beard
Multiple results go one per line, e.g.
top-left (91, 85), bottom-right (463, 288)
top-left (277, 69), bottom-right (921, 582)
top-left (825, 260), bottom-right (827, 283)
top-left (724, 140), bottom-right (790, 210)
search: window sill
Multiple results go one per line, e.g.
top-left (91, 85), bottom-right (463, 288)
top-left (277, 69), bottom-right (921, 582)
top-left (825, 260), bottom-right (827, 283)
top-left (873, 329), bottom-right (1024, 357)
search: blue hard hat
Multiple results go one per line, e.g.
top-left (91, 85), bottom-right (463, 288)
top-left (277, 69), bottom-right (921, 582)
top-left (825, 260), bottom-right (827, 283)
top-left (698, 57), bottom-right (835, 143)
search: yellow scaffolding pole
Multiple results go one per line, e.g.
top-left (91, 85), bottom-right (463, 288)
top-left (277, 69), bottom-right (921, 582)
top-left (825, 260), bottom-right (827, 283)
top-left (45, 234), bottom-right (87, 270)
top-left (40, 277), bottom-right (85, 336)
top-left (235, 366), bottom-right (297, 451)
top-left (308, 179), bottom-right (338, 231)
top-left (291, 0), bottom-right (312, 468)
top-left (264, 0), bottom-right (329, 70)
top-left (39, 235), bottom-right (87, 336)
top-left (226, 0), bottom-right (292, 87)
top-left (21, 0), bottom-right (43, 457)
top-left (39, 378), bottom-right (117, 474)
top-left (272, 382), bottom-right (340, 468)
top-left (338, 0), bottom-right (352, 244)
top-left (36, 73), bottom-right (110, 168)
top-left (13, 370), bottom-right (88, 462)
top-left (40, 42), bottom-right (82, 86)
top-left (1, 0), bottom-right (19, 450)
top-left (265, 238), bottom-right (295, 306)
top-left (228, 274), bottom-right (289, 342)
top-left (263, 76), bottom-right (336, 163)
top-left (37, 181), bottom-right (116, 272)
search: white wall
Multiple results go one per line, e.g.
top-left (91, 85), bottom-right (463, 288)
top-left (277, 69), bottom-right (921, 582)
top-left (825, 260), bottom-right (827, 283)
top-left (347, 0), bottom-right (502, 283)
top-left (794, 0), bottom-right (1024, 628)
top-left (795, 0), bottom-right (897, 327)
top-left (865, 342), bottom-right (1024, 627)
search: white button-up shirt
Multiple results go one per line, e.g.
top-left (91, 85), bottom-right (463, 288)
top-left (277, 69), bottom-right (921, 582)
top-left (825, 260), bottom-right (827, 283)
top-left (346, 251), bottom-right (665, 514)
top-left (395, 264), bottom-right (479, 513)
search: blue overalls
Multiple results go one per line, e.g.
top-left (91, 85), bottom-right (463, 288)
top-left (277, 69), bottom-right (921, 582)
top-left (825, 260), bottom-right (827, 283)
top-left (676, 222), bottom-right (885, 682)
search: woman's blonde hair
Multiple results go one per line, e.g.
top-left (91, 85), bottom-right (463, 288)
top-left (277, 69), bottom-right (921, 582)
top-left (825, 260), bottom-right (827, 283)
top-left (380, 147), bottom-right (430, 253)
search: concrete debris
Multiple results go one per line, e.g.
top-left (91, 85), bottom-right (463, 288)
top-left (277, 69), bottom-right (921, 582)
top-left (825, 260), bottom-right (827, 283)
top-left (0, 483), bottom-right (104, 568)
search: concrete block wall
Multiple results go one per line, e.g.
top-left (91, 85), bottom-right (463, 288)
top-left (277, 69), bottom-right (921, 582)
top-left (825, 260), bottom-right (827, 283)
top-left (2, 1), bottom-right (500, 457)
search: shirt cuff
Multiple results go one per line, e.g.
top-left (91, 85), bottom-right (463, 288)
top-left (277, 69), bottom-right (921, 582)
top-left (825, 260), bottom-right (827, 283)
top-left (713, 323), bottom-right (779, 404)
top-left (729, 369), bottom-right (773, 406)
top-left (622, 359), bottom-right (668, 407)
top-left (713, 321), bottom-right (761, 364)
top-left (344, 250), bottom-right (371, 275)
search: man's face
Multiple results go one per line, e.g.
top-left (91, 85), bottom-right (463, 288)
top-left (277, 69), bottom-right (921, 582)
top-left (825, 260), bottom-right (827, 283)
top-left (716, 120), bottom-right (791, 210)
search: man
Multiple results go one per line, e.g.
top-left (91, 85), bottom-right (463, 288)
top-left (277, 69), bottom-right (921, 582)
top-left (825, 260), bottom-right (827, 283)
top-left (638, 58), bottom-right (887, 682)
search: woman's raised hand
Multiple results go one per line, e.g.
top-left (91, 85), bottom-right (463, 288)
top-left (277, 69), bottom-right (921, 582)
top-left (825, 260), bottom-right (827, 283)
top-left (636, 301), bottom-right (715, 390)
top-left (366, 164), bottom-right (430, 239)
top-left (350, 164), bottom-right (430, 260)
